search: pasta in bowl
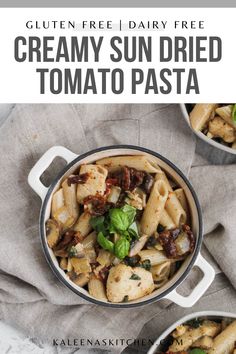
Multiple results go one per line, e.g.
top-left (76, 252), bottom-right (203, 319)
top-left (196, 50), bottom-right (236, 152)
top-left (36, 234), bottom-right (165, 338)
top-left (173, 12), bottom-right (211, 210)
top-left (28, 145), bottom-right (214, 308)
top-left (148, 311), bottom-right (236, 354)
top-left (180, 104), bottom-right (236, 154)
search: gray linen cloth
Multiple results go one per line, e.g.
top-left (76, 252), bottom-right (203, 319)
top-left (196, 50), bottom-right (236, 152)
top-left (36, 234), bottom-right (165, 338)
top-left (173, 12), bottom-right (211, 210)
top-left (0, 104), bottom-right (235, 354)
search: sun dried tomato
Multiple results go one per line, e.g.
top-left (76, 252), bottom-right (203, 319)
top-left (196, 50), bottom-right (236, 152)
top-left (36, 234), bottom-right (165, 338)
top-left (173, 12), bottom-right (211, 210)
top-left (129, 168), bottom-right (145, 190)
top-left (159, 230), bottom-right (179, 258)
top-left (104, 178), bottom-right (119, 196)
top-left (159, 225), bottom-right (195, 258)
top-left (67, 173), bottom-right (89, 186)
top-left (121, 166), bottom-right (131, 190)
top-left (98, 266), bottom-right (110, 284)
top-left (83, 195), bottom-right (110, 216)
top-left (182, 224), bottom-right (195, 252)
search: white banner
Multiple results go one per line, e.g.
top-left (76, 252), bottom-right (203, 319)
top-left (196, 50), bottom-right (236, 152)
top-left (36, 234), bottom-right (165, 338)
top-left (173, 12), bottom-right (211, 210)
top-left (0, 8), bottom-right (235, 103)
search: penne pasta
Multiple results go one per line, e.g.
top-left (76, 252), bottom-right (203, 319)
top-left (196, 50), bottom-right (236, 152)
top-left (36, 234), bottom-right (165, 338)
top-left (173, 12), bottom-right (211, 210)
top-left (174, 188), bottom-right (190, 223)
top-left (216, 105), bottom-right (235, 127)
top-left (51, 188), bottom-right (64, 218)
top-left (69, 272), bottom-right (90, 287)
top-left (151, 261), bottom-right (171, 281)
top-left (155, 171), bottom-right (173, 192)
top-left (208, 320), bottom-right (236, 354)
top-left (169, 320), bottom-right (221, 352)
top-left (62, 176), bottom-right (79, 221)
top-left (128, 235), bottom-right (149, 257)
top-left (88, 274), bottom-right (108, 301)
top-left (77, 164), bottom-right (108, 203)
top-left (140, 179), bottom-right (169, 236)
top-left (153, 277), bottom-right (169, 289)
top-left (73, 212), bottom-right (92, 238)
top-left (81, 231), bottom-right (97, 249)
top-left (96, 155), bottom-right (161, 173)
top-left (165, 192), bottom-right (187, 227)
top-left (70, 257), bottom-right (91, 274)
top-left (96, 249), bottom-right (114, 267)
top-left (189, 104), bottom-right (218, 131)
top-left (59, 257), bottom-right (68, 270)
top-left (53, 206), bottom-right (75, 230)
top-left (138, 249), bottom-right (169, 266)
top-left (67, 257), bottom-right (73, 272)
top-left (159, 209), bottom-right (176, 229)
top-left (192, 336), bottom-right (214, 350)
top-left (84, 247), bottom-right (97, 263)
top-left (45, 219), bottom-right (61, 248)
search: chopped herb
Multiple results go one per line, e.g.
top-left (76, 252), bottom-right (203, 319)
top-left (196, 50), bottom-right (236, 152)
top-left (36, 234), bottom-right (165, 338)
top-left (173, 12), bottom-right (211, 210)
top-left (124, 255), bottom-right (141, 267)
top-left (122, 295), bottom-right (129, 302)
top-left (186, 318), bottom-right (202, 328)
top-left (189, 349), bottom-right (206, 354)
top-left (145, 235), bottom-right (157, 247)
top-left (138, 259), bottom-right (151, 271)
top-left (130, 274), bottom-right (141, 280)
top-left (157, 224), bottom-right (165, 233)
top-left (90, 216), bottom-right (106, 234)
top-left (68, 246), bottom-right (77, 257)
top-left (232, 104), bottom-right (236, 124)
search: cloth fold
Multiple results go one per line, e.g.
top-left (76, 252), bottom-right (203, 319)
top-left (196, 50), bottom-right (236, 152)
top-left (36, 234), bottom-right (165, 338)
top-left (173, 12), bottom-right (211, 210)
top-left (0, 104), bottom-right (235, 353)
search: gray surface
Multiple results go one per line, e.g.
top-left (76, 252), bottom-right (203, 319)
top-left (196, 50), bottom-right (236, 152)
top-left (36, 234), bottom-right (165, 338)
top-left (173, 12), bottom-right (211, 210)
top-left (1, 0), bottom-right (236, 7)
top-left (0, 105), bottom-right (14, 126)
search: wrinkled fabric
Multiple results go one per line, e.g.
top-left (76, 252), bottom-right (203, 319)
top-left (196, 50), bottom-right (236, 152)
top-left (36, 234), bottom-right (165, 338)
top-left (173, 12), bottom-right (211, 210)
top-left (0, 104), bottom-right (235, 354)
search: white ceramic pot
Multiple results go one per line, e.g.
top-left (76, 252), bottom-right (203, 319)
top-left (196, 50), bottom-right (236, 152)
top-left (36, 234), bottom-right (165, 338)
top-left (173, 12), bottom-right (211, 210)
top-left (148, 311), bottom-right (236, 353)
top-left (180, 104), bottom-right (236, 155)
top-left (28, 145), bottom-right (215, 308)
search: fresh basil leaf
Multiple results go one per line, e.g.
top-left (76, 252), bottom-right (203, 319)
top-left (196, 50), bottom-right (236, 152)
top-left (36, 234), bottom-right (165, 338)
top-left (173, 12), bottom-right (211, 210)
top-left (124, 255), bottom-right (141, 267)
top-left (121, 204), bottom-right (136, 225)
top-left (232, 104), bottom-right (236, 124)
top-left (90, 216), bottom-right (105, 232)
top-left (189, 349), bottom-right (206, 354)
top-left (114, 237), bottom-right (130, 259)
top-left (138, 259), bottom-right (151, 271)
top-left (109, 208), bottom-right (129, 231)
top-left (130, 274), bottom-right (141, 280)
top-left (108, 223), bottom-right (116, 234)
top-left (120, 230), bottom-right (130, 239)
top-left (97, 232), bottom-right (114, 253)
top-left (128, 222), bottom-right (139, 239)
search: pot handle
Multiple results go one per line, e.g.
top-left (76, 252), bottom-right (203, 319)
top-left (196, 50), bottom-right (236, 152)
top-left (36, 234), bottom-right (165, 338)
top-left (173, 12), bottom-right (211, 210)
top-left (28, 146), bottom-right (78, 201)
top-left (164, 253), bottom-right (215, 308)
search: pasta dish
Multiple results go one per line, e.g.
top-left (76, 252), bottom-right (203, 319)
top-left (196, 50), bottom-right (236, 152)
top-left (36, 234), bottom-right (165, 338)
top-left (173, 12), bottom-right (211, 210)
top-left (189, 104), bottom-right (236, 149)
top-left (160, 317), bottom-right (236, 354)
top-left (45, 155), bottom-right (195, 303)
